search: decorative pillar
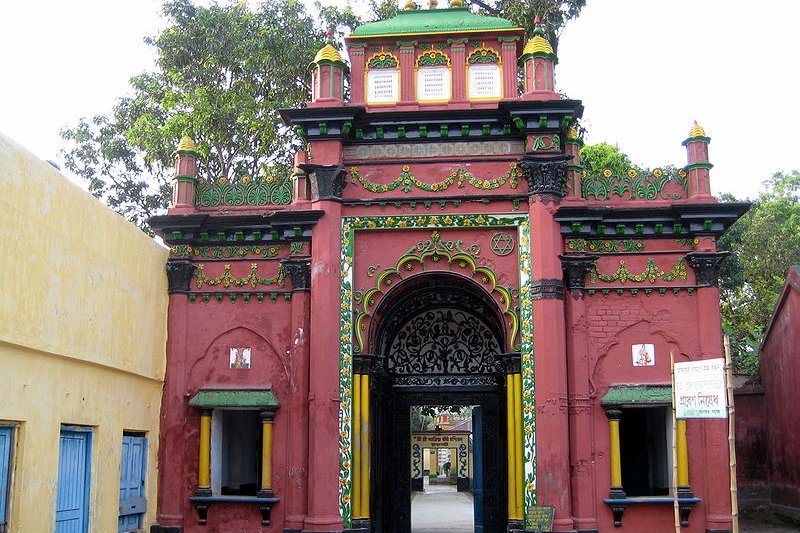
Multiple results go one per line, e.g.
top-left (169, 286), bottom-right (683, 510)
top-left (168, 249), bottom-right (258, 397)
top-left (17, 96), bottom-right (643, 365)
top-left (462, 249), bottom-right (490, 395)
top-left (450, 39), bottom-right (468, 103)
top-left (563, 127), bottom-right (583, 199)
top-left (398, 44), bottom-right (416, 106)
top-left (171, 135), bottom-right (200, 213)
top-left (309, 31), bottom-right (348, 108)
top-left (561, 254), bottom-right (599, 531)
top-left (197, 409), bottom-right (212, 497)
top-left (519, 17), bottom-right (558, 101)
top-left (513, 372), bottom-right (524, 518)
top-left (279, 258), bottom-right (311, 531)
top-left (506, 373), bottom-right (519, 521)
top-left (293, 151), bottom-right (310, 203)
top-left (519, 152), bottom-right (574, 531)
top-left (604, 409), bottom-right (625, 499)
top-left (685, 249), bottom-right (733, 531)
top-left (359, 373), bottom-right (370, 519)
top-left (258, 410), bottom-right (277, 498)
top-left (682, 121), bottom-right (714, 200)
top-left (677, 419), bottom-right (690, 491)
top-left (304, 163), bottom-right (345, 532)
top-left (499, 38), bottom-right (518, 99)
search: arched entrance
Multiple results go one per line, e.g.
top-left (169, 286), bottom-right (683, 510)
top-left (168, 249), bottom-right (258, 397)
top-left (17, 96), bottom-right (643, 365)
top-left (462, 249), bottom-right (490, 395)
top-left (368, 273), bottom-right (508, 533)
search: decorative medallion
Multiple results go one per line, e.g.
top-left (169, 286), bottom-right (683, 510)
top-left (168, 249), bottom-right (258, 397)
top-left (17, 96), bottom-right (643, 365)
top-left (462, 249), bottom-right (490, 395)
top-left (490, 232), bottom-right (515, 256)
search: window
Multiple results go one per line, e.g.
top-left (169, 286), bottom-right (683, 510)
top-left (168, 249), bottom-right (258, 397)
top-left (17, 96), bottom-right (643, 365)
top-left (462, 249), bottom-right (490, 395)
top-left (118, 433), bottom-right (147, 532)
top-left (0, 425), bottom-right (15, 533)
top-left (211, 410), bottom-right (261, 496)
top-left (619, 407), bottom-right (671, 497)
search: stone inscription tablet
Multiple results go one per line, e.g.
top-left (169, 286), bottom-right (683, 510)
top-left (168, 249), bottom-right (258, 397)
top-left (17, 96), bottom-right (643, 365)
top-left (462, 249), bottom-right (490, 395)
top-left (469, 64), bottom-right (501, 99)
top-left (525, 505), bottom-right (554, 532)
top-left (417, 66), bottom-right (450, 101)
top-left (368, 69), bottom-right (398, 104)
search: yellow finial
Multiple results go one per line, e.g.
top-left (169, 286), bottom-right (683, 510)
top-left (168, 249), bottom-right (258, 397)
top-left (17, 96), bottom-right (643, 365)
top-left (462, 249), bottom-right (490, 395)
top-left (449, 0), bottom-right (462, 6)
top-left (177, 135), bottom-right (198, 152)
top-left (566, 127), bottom-right (578, 140)
top-left (688, 121), bottom-right (707, 138)
top-left (428, 0), bottom-right (438, 8)
top-left (404, 0), bottom-right (416, 9)
top-left (313, 43), bottom-right (343, 63)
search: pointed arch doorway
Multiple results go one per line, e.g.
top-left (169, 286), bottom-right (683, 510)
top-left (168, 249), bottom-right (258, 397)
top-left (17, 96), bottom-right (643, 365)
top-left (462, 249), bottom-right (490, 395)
top-left (368, 272), bottom-right (509, 533)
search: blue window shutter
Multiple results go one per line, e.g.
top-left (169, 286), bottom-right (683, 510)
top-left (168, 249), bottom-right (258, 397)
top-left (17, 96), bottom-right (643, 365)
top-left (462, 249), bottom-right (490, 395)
top-left (56, 429), bottom-right (92, 533)
top-left (0, 426), bottom-right (12, 529)
top-left (118, 435), bottom-right (147, 532)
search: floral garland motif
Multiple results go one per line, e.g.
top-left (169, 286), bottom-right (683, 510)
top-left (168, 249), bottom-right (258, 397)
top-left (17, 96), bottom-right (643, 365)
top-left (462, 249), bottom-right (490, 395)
top-left (467, 47), bottom-right (500, 64)
top-left (589, 258), bottom-right (687, 284)
top-left (565, 239), bottom-right (645, 253)
top-left (172, 244), bottom-right (282, 259)
top-left (416, 50), bottom-right (450, 67)
top-left (367, 51), bottom-right (399, 69)
top-left (194, 263), bottom-right (286, 289)
top-left (581, 167), bottom-right (688, 201)
top-left (196, 175), bottom-right (292, 207)
top-left (348, 164), bottom-right (520, 194)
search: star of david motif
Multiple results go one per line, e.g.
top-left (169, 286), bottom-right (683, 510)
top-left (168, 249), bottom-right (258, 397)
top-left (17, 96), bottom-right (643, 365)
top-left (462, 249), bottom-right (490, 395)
top-left (490, 232), bottom-right (515, 256)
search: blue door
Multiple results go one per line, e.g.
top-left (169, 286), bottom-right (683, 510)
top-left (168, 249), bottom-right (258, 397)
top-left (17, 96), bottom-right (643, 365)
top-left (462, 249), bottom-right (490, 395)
top-left (472, 406), bottom-right (484, 533)
top-left (118, 435), bottom-right (147, 532)
top-left (56, 428), bottom-right (92, 533)
top-left (0, 426), bottom-right (13, 532)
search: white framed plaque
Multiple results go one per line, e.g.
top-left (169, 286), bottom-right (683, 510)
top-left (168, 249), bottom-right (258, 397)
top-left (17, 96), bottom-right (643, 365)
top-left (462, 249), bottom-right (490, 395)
top-left (417, 66), bottom-right (451, 102)
top-left (468, 63), bottom-right (501, 100)
top-left (367, 68), bottom-right (399, 104)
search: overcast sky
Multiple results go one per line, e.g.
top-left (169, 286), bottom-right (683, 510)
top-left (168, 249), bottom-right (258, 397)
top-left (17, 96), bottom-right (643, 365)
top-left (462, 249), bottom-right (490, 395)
top-left (2, 0), bottom-right (798, 200)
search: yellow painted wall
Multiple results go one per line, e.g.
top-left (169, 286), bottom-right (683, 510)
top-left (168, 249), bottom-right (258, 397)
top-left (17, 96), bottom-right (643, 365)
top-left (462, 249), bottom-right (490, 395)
top-left (0, 133), bottom-right (168, 532)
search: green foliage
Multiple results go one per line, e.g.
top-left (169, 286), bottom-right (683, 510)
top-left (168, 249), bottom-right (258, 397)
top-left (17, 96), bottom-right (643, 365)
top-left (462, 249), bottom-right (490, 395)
top-left (579, 142), bottom-right (635, 177)
top-left (472, 0), bottom-right (586, 55)
top-left (60, 0), bottom-right (356, 231)
top-left (718, 170), bottom-right (800, 374)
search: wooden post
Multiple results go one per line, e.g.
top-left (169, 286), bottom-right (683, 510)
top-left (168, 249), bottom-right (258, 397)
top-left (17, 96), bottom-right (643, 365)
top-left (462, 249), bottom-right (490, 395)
top-left (670, 351), bottom-right (680, 533)
top-left (724, 336), bottom-right (739, 533)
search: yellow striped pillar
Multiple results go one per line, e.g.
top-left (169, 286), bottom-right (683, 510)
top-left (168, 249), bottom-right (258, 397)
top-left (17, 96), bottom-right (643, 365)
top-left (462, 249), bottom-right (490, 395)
top-left (359, 373), bottom-right (370, 518)
top-left (506, 374), bottom-right (518, 519)
top-left (353, 374), bottom-right (362, 517)
top-left (258, 410), bottom-right (277, 497)
top-left (513, 373), bottom-right (523, 518)
top-left (677, 419), bottom-right (689, 487)
top-left (605, 409), bottom-right (625, 498)
top-left (197, 409), bottom-right (212, 496)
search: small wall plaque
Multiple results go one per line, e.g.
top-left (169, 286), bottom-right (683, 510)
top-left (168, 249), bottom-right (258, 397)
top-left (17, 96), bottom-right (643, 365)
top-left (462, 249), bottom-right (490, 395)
top-left (525, 505), bottom-right (554, 532)
top-left (230, 347), bottom-right (251, 369)
top-left (632, 343), bottom-right (655, 366)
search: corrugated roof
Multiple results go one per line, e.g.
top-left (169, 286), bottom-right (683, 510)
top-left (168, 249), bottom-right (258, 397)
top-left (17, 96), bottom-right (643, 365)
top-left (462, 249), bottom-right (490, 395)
top-left (189, 389), bottom-right (279, 408)
top-left (350, 8), bottom-right (519, 38)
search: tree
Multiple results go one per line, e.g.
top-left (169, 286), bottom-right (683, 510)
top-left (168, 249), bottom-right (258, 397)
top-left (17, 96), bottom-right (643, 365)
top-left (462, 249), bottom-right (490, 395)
top-left (472, 0), bottom-right (586, 55)
top-left (718, 171), bottom-right (800, 374)
top-left (60, 0), bottom-right (358, 231)
top-left (579, 142), bottom-right (635, 177)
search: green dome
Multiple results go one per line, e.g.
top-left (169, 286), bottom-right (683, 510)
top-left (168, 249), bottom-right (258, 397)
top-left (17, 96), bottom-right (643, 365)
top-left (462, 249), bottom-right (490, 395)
top-left (350, 8), bottom-right (520, 38)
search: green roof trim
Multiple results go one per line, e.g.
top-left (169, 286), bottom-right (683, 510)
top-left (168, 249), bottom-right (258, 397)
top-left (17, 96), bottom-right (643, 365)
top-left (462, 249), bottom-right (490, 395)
top-left (189, 389), bottom-right (279, 408)
top-left (350, 8), bottom-right (520, 38)
top-left (600, 385), bottom-right (672, 406)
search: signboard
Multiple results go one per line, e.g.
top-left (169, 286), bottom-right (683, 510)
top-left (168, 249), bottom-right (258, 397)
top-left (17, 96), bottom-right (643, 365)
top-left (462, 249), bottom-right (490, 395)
top-left (367, 69), bottom-right (399, 104)
top-left (674, 358), bottom-right (727, 418)
top-left (525, 505), bottom-right (554, 532)
top-left (468, 64), bottom-right (501, 99)
top-left (417, 67), bottom-right (450, 101)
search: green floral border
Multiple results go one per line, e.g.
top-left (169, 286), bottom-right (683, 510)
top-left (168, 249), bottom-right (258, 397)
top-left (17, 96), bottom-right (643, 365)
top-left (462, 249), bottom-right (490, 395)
top-left (348, 164), bottom-right (520, 194)
top-left (338, 213), bottom-right (535, 526)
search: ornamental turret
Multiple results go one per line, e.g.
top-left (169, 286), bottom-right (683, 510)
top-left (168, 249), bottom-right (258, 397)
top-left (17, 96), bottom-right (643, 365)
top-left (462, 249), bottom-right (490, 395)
top-left (682, 121), bottom-right (713, 200)
top-left (519, 17), bottom-right (558, 100)
top-left (309, 30), bottom-right (349, 107)
top-left (171, 135), bottom-right (200, 212)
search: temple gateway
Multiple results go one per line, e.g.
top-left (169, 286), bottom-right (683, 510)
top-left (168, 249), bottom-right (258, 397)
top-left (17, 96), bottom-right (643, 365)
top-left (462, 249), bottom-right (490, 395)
top-left (149, 4), bottom-right (746, 533)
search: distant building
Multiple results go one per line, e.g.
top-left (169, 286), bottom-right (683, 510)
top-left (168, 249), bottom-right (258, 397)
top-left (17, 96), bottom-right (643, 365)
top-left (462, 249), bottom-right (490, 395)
top-left (147, 5), bottom-right (746, 533)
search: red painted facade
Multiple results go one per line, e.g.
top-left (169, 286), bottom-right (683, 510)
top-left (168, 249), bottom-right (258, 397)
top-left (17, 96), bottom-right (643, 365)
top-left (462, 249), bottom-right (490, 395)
top-left (149, 8), bottom-right (746, 533)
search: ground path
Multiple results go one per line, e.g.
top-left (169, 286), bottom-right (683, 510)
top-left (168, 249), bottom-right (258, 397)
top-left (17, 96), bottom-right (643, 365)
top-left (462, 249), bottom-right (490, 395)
top-left (411, 483), bottom-right (474, 533)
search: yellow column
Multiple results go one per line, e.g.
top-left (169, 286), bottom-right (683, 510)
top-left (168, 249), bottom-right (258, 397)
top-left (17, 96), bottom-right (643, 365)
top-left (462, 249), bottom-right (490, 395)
top-left (360, 374), bottom-right (370, 518)
top-left (506, 374), bottom-right (518, 519)
top-left (513, 373), bottom-right (523, 518)
top-left (198, 410), bottom-right (212, 493)
top-left (677, 419), bottom-right (689, 487)
top-left (606, 409), bottom-right (623, 493)
top-left (353, 374), bottom-right (362, 518)
top-left (259, 410), bottom-right (276, 497)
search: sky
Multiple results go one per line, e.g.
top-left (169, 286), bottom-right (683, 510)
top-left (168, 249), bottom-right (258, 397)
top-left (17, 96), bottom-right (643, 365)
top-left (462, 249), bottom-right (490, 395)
top-left (1, 0), bottom-right (799, 200)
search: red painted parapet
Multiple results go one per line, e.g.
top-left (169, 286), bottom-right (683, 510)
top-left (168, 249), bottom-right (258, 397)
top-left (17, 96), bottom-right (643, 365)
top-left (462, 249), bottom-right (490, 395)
top-left (520, 17), bottom-right (558, 101)
top-left (171, 135), bottom-right (201, 213)
top-left (682, 121), bottom-right (714, 201)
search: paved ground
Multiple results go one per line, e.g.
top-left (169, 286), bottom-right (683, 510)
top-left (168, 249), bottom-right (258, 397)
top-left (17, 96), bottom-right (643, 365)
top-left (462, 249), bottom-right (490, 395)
top-left (739, 507), bottom-right (800, 532)
top-left (411, 483), bottom-right (473, 533)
